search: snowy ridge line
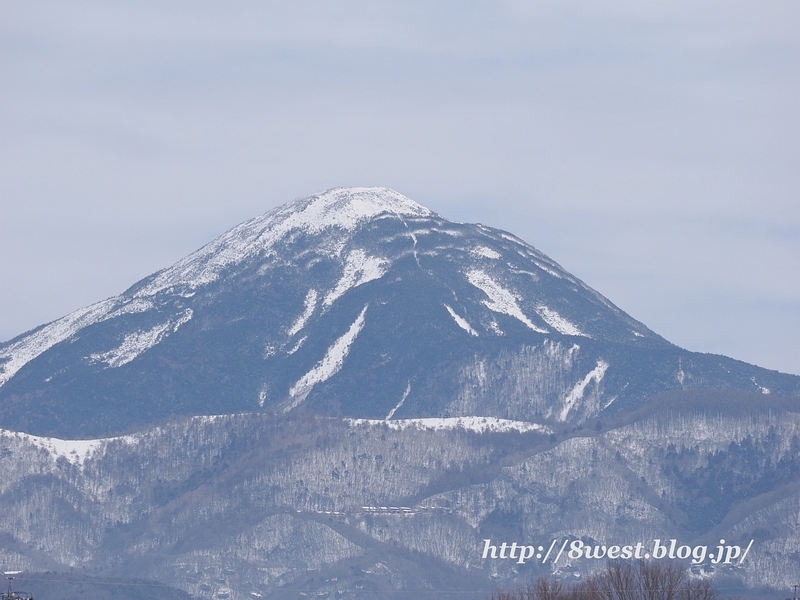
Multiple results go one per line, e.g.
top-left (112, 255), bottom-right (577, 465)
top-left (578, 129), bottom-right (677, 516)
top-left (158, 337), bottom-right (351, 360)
top-left (0, 413), bottom-right (245, 466)
top-left (0, 296), bottom-right (194, 387)
top-left (0, 298), bottom-right (116, 388)
top-left (346, 416), bottom-right (551, 434)
top-left (0, 414), bottom-right (548, 466)
top-left (0, 188), bottom-right (421, 388)
top-left (137, 187), bottom-right (433, 297)
top-left (0, 428), bottom-right (137, 466)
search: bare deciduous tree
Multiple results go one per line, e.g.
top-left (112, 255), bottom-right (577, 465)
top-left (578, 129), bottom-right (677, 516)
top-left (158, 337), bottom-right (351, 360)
top-left (489, 561), bottom-right (719, 600)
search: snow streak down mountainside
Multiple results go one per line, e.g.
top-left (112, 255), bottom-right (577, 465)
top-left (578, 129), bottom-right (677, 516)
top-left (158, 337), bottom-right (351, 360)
top-left (0, 187), bottom-right (797, 437)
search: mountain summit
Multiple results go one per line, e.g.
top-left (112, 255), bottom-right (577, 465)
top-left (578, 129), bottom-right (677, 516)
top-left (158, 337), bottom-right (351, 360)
top-left (133, 187), bottom-right (435, 298)
top-left (1, 187), bottom-right (797, 437)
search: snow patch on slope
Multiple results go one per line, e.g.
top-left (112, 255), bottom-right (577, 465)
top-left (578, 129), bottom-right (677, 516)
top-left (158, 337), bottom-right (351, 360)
top-left (386, 382), bottom-right (412, 419)
top-left (466, 270), bottom-right (547, 333)
top-left (286, 336), bottom-right (307, 355)
top-left (0, 299), bottom-right (116, 388)
top-left (137, 187), bottom-right (431, 297)
top-left (431, 227), bottom-right (462, 237)
top-left (751, 377), bottom-right (771, 395)
top-left (286, 305), bottom-right (369, 411)
top-left (472, 246), bottom-right (501, 259)
top-left (89, 309), bottom-right (193, 368)
top-left (557, 360), bottom-right (609, 421)
top-left (348, 416), bottom-right (550, 434)
top-left (444, 305), bottom-right (478, 336)
top-left (535, 305), bottom-right (585, 337)
top-left (323, 250), bottom-right (388, 308)
top-left (288, 290), bottom-right (317, 337)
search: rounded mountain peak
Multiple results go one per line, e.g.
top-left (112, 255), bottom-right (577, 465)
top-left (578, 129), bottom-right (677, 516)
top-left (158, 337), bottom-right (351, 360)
top-left (278, 187), bottom-right (436, 227)
top-left (135, 187), bottom-right (436, 297)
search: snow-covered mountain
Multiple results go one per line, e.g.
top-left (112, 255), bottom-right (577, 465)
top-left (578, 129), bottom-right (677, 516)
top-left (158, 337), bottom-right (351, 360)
top-left (2, 187), bottom-right (800, 599)
top-left (1, 187), bottom-right (797, 438)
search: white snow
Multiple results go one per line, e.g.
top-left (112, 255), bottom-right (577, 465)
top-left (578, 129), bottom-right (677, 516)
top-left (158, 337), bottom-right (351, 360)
top-left (106, 298), bottom-right (155, 319)
top-left (535, 305), bottom-right (585, 337)
top-left (0, 299), bottom-right (116, 388)
top-left (285, 305), bottom-right (369, 411)
top-left (409, 232), bottom-right (422, 267)
top-left (386, 382), bottom-right (411, 419)
top-left (89, 309), bottom-right (193, 368)
top-left (444, 304), bottom-right (478, 336)
top-left (500, 233), bottom-right (521, 243)
top-left (0, 428), bottom-right (136, 466)
top-left (751, 377), bottom-right (771, 394)
top-left (466, 270), bottom-right (547, 333)
top-left (532, 260), bottom-right (562, 278)
top-left (471, 246), bottom-right (501, 259)
top-left (0, 294), bottom-right (196, 388)
top-left (347, 416), bottom-right (551, 434)
top-left (287, 289), bottom-right (317, 337)
top-left (137, 187), bottom-right (431, 298)
top-left (323, 250), bottom-right (388, 308)
top-left (286, 336), bottom-right (306, 355)
top-left (509, 267), bottom-right (540, 281)
top-left (558, 360), bottom-right (609, 421)
top-left (431, 227), bottom-right (462, 237)
top-left (172, 308), bottom-right (193, 329)
top-left (91, 324), bottom-right (171, 368)
top-left (488, 320), bottom-right (504, 335)
top-left (602, 395), bottom-right (619, 409)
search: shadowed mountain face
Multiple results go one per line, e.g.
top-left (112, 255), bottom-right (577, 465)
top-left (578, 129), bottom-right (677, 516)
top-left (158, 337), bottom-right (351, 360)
top-left (1, 187), bottom-right (798, 438)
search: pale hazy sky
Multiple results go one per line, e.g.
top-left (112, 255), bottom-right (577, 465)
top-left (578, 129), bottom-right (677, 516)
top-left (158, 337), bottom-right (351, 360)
top-left (2, 1), bottom-right (799, 375)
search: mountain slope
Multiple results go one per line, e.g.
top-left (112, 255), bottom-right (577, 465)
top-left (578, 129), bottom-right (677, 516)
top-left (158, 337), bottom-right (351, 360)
top-left (1, 187), bottom-right (797, 438)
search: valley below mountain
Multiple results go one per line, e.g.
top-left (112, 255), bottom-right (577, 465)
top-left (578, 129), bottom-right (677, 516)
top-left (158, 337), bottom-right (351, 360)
top-left (1, 188), bottom-right (798, 599)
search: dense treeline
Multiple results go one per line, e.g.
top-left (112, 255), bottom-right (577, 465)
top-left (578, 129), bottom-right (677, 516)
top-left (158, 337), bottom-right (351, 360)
top-left (8, 572), bottom-right (194, 600)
